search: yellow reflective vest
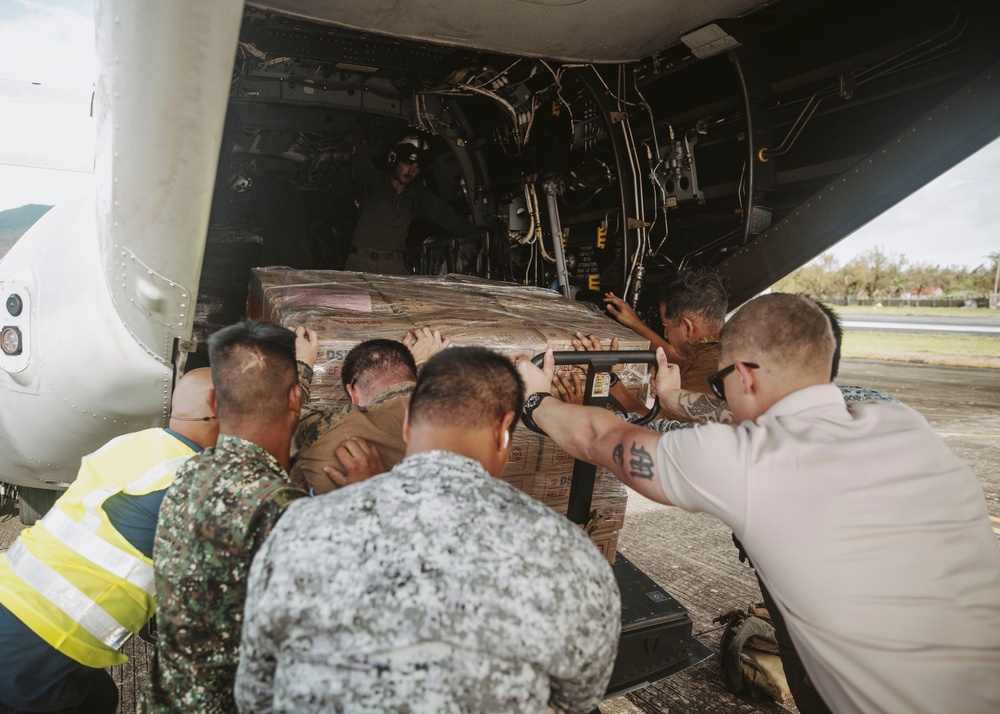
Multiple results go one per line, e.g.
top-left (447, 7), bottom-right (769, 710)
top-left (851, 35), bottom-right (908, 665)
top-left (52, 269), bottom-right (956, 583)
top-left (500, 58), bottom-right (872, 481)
top-left (0, 428), bottom-right (196, 667)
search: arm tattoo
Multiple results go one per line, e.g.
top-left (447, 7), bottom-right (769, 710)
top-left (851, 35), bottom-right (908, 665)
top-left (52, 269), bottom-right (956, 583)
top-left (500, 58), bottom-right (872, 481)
top-left (627, 442), bottom-right (655, 481)
top-left (612, 443), bottom-right (624, 467)
top-left (677, 392), bottom-right (735, 424)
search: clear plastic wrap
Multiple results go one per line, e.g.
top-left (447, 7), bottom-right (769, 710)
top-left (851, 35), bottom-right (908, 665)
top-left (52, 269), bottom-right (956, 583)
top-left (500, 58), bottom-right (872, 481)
top-left (249, 268), bottom-right (646, 562)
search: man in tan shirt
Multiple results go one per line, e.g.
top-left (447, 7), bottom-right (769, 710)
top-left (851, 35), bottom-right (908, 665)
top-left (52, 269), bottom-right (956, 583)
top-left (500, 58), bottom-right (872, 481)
top-left (568, 266), bottom-right (727, 422)
top-left (292, 328), bottom-right (448, 493)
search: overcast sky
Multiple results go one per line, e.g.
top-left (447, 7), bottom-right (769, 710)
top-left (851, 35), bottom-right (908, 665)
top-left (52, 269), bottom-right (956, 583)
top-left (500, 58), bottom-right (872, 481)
top-left (0, 0), bottom-right (997, 270)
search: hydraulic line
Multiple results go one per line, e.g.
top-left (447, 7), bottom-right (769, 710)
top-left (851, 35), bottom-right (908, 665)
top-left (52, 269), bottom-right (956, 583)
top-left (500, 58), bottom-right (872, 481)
top-left (543, 178), bottom-right (572, 299)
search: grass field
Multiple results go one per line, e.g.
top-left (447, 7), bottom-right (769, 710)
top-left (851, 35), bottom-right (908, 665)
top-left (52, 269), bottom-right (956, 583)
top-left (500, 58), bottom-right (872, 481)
top-left (831, 304), bottom-right (1000, 368)
top-left (842, 331), bottom-right (1000, 369)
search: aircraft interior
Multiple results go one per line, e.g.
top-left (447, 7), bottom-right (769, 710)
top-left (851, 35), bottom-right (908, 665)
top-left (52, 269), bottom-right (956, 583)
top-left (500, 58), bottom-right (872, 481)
top-left (188, 0), bottom-right (1000, 353)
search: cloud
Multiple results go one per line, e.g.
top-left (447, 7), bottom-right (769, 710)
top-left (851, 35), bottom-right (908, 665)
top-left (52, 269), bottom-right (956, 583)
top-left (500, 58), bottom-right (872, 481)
top-left (0, 1), bottom-right (94, 87)
top-left (0, 1), bottom-right (95, 210)
top-left (823, 136), bottom-right (1000, 269)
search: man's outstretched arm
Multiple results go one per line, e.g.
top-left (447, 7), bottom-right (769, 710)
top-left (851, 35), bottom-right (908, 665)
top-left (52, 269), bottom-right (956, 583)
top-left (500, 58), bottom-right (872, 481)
top-left (516, 349), bottom-right (673, 506)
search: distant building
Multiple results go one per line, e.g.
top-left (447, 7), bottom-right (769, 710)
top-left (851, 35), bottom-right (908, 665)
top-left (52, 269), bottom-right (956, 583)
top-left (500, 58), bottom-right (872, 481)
top-left (904, 286), bottom-right (945, 299)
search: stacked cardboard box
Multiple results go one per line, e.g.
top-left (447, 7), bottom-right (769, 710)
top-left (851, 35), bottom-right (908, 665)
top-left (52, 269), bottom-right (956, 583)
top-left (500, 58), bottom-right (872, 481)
top-left (249, 268), bottom-right (649, 562)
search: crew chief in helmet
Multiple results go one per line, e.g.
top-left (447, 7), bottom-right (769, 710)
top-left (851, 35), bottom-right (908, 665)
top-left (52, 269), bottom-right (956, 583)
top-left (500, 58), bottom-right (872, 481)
top-left (346, 134), bottom-right (479, 275)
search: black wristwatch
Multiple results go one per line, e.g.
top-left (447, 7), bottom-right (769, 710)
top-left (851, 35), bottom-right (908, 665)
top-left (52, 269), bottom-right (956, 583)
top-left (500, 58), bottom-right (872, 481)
top-left (521, 392), bottom-right (553, 436)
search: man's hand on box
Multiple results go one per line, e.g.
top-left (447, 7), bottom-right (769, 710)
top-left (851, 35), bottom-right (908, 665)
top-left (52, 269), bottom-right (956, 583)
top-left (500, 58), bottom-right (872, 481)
top-left (572, 332), bottom-right (619, 353)
top-left (604, 292), bottom-right (642, 330)
top-left (553, 370), bottom-right (586, 406)
top-left (514, 348), bottom-right (555, 395)
top-left (403, 327), bottom-right (451, 367)
top-left (322, 437), bottom-right (387, 489)
top-left (293, 326), bottom-right (320, 369)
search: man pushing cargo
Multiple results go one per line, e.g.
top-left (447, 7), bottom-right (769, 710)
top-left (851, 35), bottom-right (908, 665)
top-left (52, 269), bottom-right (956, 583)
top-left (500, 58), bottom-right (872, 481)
top-left (0, 369), bottom-right (217, 714)
top-left (292, 326), bottom-right (450, 493)
top-left (141, 322), bottom-right (311, 713)
top-left (235, 347), bottom-right (621, 713)
top-left (570, 266), bottom-right (728, 422)
top-left (515, 293), bottom-right (1000, 714)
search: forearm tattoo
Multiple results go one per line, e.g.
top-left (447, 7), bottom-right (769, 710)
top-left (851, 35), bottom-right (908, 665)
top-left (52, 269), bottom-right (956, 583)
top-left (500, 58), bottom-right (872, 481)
top-left (627, 442), bottom-right (655, 481)
top-left (612, 443), bottom-right (624, 468)
top-left (677, 392), bottom-right (735, 424)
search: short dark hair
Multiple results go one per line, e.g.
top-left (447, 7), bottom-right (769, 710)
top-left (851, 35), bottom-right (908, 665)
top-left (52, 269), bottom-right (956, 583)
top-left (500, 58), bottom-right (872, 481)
top-left (658, 267), bottom-right (728, 328)
top-left (810, 299), bottom-right (843, 380)
top-left (408, 347), bottom-right (524, 434)
top-left (342, 339), bottom-right (417, 393)
top-left (207, 321), bottom-right (296, 422)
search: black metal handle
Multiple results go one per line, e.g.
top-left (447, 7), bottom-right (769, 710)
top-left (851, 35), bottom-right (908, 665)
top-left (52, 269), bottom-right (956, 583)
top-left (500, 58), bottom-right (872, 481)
top-left (531, 350), bottom-right (661, 424)
top-left (529, 349), bottom-right (661, 525)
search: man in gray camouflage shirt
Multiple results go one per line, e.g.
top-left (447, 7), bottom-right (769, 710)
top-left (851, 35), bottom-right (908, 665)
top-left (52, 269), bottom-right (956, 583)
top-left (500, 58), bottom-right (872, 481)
top-left (236, 346), bottom-right (621, 713)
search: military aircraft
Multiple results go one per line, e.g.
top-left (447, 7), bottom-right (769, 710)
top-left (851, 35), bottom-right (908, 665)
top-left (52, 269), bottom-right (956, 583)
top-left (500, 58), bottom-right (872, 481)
top-left (2, 0), bottom-right (999, 507)
top-left (3, 0), bottom-right (999, 696)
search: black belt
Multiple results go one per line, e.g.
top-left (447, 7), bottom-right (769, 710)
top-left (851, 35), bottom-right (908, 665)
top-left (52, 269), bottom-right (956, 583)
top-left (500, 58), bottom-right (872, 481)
top-left (351, 247), bottom-right (405, 260)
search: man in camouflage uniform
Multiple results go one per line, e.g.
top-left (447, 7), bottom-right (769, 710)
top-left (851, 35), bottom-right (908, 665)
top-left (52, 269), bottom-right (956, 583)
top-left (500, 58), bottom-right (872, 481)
top-left (291, 327), bottom-right (449, 494)
top-left (235, 347), bottom-right (621, 713)
top-left (140, 322), bottom-right (316, 713)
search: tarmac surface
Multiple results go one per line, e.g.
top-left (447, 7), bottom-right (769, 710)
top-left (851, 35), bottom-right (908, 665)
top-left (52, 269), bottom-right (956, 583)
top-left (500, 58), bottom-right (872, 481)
top-left (842, 313), bottom-right (1000, 336)
top-left (1, 359), bottom-right (998, 713)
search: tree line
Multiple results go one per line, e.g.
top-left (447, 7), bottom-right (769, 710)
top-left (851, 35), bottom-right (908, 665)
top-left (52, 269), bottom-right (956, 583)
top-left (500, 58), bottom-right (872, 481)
top-left (772, 248), bottom-right (1000, 302)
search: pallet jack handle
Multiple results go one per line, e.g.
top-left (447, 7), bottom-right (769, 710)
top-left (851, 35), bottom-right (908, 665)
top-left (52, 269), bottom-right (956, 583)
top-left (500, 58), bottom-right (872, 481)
top-left (531, 350), bottom-right (661, 525)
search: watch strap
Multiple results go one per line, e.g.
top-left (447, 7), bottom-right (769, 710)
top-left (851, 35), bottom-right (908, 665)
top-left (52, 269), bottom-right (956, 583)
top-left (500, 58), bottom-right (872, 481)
top-left (521, 392), bottom-right (553, 436)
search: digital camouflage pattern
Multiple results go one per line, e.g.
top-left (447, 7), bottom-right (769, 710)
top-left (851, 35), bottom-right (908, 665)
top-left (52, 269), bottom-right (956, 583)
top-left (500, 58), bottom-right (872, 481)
top-left (141, 435), bottom-right (306, 714)
top-left (234, 450), bottom-right (621, 714)
top-left (838, 385), bottom-right (898, 404)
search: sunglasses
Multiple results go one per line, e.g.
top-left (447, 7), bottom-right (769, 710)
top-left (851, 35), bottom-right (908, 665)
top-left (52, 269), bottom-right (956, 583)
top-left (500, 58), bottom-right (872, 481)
top-left (707, 362), bottom-right (759, 401)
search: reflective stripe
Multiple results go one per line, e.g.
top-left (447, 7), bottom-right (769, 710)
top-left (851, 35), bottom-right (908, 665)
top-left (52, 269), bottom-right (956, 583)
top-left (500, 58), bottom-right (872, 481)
top-left (80, 454), bottom-right (190, 517)
top-left (40, 508), bottom-right (154, 595)
top-left (5, 541), bottom-right (131, 650)
top-left (127, 454), bottom-right (190, 494)
top-left (90, 431), bottom-right (134, 456)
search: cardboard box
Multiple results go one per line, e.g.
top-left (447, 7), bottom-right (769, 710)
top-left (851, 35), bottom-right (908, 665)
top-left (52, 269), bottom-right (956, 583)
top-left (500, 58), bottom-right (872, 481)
top-left (505, 432), bottom-right (542, 476)
top-left (500, 474), bottom-right (534, 495)
top-left (536, 440), bottom-right (577, 477)
top-left (531, 470), bottom-right (575, 503)
top-left (249, 268), bottom-right (638, 552)
top-left (251, 268), bottom-right (651, 411)
top-left (589, 531), bottom-right (620, 565)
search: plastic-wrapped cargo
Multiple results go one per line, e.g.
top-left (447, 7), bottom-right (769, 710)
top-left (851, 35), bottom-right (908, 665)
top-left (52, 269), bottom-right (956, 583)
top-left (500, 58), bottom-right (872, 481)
top-left (248, 268), bottom-right (648, 562)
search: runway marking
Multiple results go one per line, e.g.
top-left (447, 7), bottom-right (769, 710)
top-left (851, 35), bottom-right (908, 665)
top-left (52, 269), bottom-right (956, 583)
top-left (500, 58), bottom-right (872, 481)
top-left (936, 432), bottom-right (1000, 439)
top-left (843, 320), bottom-right (1000, 334)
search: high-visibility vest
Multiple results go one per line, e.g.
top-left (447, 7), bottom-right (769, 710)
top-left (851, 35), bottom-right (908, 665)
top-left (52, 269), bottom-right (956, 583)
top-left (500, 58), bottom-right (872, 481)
top-left (0, 428), bottom-right (195, 667)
